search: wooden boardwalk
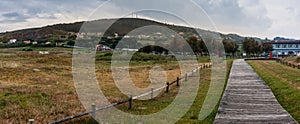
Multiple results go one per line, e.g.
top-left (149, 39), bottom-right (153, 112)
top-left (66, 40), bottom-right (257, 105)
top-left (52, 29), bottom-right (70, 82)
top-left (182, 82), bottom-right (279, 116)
top-left (214, 59), bottom-right (298, 124)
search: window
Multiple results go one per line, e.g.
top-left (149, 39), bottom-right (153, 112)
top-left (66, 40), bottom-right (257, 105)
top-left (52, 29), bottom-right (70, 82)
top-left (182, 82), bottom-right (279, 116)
top-left (276, 45), bottom-right (280, 48)
top-left (283, 44), bottom-right (287, 48)
top-left (296, 44), bottom-right (299, 48)
top-left (288, 44), bottom-right (293, 48)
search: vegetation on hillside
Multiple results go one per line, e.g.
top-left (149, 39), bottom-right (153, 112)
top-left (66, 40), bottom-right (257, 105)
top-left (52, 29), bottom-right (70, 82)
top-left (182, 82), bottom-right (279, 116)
top-left (0, 18), bottom-right (264, 47)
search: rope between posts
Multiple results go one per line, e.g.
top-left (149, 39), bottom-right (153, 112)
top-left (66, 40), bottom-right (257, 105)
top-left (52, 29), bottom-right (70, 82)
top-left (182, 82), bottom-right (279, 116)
top-left (46, 63), bottom-right (211, 124)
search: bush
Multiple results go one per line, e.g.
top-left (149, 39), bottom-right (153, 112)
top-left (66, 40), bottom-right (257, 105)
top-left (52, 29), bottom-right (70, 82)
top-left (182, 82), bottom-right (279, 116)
top-left (95, 52), bottom-right (175, 62)
top-left (104, 52), bottom-right (113, 56)
top-left (67, 41), bottom-right (75, 46)
top-left (0, 99), bottom-right (7, 109)
top-left (0, 43), bottom-right (30, 48)
top-left (31, 43), bottom-right (55, 47)
top-left (22, 48), bottom-right (33, 51)
top-left (296, 57), bottom-right (300, 63)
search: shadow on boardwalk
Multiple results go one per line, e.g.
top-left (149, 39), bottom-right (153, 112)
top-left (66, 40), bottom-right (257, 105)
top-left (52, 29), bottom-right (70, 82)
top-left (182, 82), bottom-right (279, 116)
top-left (214, 59), bottom-right (298, 124)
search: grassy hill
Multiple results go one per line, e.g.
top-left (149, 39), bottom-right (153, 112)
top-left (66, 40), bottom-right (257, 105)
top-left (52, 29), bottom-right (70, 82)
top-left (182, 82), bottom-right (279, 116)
top-left (0, 18), bottom-right (262, 43)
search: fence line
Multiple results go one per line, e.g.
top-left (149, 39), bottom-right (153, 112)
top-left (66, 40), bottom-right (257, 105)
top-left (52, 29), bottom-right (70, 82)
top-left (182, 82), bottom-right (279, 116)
top-left (276, 58), bottom-right (300, 69)
top-left (44, 63), bottom-right (212, 124)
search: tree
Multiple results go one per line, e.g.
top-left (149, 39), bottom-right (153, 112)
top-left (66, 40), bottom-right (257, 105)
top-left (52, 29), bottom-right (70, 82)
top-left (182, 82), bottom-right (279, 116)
top-left (170, 37), bottom-right (186, 53)
top-left (242, 37), bottom-right (260, 56)
top-left (223, 39), bottom-right (239, 57)
top-left (261, 41), bottom-right (274, 54)
top-left (138, 45), bottom-right (168, 55)
top-left (199, 38), bottom-right (208, 56)
top-left (187, 36), bottom-right (200, 54)
top-left (185, 36), bottom-right (208, 56)
top-left (67, 41), bottom-right (75, 46)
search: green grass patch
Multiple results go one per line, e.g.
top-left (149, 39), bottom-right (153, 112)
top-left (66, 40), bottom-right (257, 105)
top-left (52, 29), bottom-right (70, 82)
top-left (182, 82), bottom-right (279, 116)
top-left (248, 60), bottom-right (300, 122)
top-left (95, 51), bottom-right (211, 64)
top-left (97, 60), bottom-right (232, 124)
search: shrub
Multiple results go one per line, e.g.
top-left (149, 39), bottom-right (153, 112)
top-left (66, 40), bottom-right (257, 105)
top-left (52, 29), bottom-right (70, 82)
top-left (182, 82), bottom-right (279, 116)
top-left (296, 56), bottom-right (300, 63)
top-left (22, 48), bottom-right (33, 51)
top-left (104, 52), bottom-right (113, 56)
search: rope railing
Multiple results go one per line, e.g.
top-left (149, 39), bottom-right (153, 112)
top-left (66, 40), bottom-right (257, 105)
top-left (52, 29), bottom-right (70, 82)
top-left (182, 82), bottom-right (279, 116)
top-left (43, 63), bottom-right (212, 124)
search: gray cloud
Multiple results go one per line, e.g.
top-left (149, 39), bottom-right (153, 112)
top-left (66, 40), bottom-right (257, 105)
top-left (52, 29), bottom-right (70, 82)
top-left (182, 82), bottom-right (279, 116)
top-left (89, 0), bottom-right (272, 37)
top-left (0, 0), bottom-right (101, 31)
top-left (195, 0), bottom-right (272, 36)
top-left (0, 12), bottom-right (29, 23)
top-left (0, 0), bottom-right (299, 39)
top-left (89, 0), bottom-right (217, 30)
top-left (2, 12), bottom-right (20, 18)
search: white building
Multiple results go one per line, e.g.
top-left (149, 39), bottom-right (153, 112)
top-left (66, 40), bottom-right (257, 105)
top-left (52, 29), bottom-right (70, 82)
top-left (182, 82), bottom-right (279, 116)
top-left (8, 39), bottom-right (17, 44)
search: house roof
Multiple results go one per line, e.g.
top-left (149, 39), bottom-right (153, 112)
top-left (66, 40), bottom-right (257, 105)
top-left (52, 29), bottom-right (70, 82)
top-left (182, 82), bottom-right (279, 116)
top-left (270, 40), bottom-right (300, 44)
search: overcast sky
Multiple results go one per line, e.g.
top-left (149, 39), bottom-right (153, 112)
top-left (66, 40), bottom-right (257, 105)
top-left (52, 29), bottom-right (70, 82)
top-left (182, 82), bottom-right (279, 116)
top-left (1, 0), bottom-right (299, 39)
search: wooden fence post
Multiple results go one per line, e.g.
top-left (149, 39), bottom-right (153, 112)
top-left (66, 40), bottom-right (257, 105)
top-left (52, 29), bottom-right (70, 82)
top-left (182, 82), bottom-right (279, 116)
top-left (28, 119), bottom-right (34, 124)
top-left (91, 104), bottom-right (96, 118)
top-left (185, 73), bottom-right (188, 81)
top-left (176, 77), bottom-right (179, 86)
top-left (151, 88), bottom-right (154, 99)
top-left (166, 82), bottom-right (170, 93)
top-left (128, 96), bottom-right (133, 110)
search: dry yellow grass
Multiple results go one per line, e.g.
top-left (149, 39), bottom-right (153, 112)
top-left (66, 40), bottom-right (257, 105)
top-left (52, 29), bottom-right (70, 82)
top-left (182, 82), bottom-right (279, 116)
top-left (0, 48), bottom-right (83, 123)
top-left (0, 48), bottom-right (210, 123)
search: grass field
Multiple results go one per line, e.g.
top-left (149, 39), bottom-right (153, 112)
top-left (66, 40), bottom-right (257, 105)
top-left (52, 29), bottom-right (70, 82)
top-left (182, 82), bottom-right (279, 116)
top-left (248, 60), bottom-right (300, 122)
top-left (0, 47), bottom-right (232, 123)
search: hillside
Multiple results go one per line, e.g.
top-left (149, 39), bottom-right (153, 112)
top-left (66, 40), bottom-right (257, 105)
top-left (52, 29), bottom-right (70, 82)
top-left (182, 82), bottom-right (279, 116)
top-left (0, 18), bottom-right (262, 43)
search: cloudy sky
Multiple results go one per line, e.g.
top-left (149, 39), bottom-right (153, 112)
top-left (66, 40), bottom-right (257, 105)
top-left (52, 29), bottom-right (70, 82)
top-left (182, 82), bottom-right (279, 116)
top-left (0, 0), bottom-right (299, 39)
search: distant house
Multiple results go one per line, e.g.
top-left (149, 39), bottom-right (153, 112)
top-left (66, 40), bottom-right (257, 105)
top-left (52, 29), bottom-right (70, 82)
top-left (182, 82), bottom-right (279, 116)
top-left (23, 40), bottom-right (31, 44)
top-left (59, 35), bottom-right (68, 40)
top-left (96, 44), bottom-right (111, 51)
top-left (270, 40), bottom-right (300, 56)
top-left (107, 36), bottom-right (113, 39)
top-left (45, 42), bottom-right (52, 45)
top-left (32, 41), bottom-right (38, 45)
top-left (114, 32), bottom-right (119, 38)
top-left (56, 42), bottom-right (63, 47)
top-left (39, 51), bottom-right (49, 55)
top-left (121, 48), bottom-right (139, 52)
top-left (96, 32), bottom-right (102, 36)
top-left (178, 32), bottom-right (185, 36)
top-left (8, 39), bottom-right (17, 44)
